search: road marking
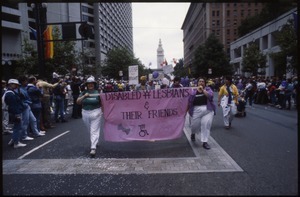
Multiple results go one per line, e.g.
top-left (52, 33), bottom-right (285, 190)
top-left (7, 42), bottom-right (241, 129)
top-left (17, 130), bottom-right (70, 159)
top-left (3, 117), bottom-right (243, 174)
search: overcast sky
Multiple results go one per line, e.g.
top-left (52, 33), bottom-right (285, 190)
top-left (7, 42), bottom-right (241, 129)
top-left (132, 3), bottom-right (190, 69)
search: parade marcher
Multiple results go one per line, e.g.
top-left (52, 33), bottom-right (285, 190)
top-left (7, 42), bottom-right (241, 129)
top-left (170, 76), bottom-right (183, 88)
top-left (217, 76), bottom-right (239, 129)
top-left (76, 76), bottom-right (102, 157)
top-left (188, 77), bottom-right (216, 149)
top-left (4, 79), bottom-right (27, 148)
top-left (135, 76), bottom-right (151, 91)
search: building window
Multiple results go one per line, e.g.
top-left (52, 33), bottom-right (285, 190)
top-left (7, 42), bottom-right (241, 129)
top-left (241, 10), bottom-right (244, 17)
top-left (233, 10), bottom-right (237, 17)
top-left (227, 19), bottom-right (230, 26)
top-left (233, 19), bottom-right (237, 26)
top-left (234, 29), bottom-right (237, 35)
top-left (216, 10), bottom-right (220, 17)
top-left (216, 20), bottom-right (220, 26)
top-left (227, 29), bottom-right (230, 35)
top-left (212, 11), bottom-right (215, 17)
top-left (212, 20), bottom-right (215, 26)
top-left (227, 10), bottom-right (230, 17)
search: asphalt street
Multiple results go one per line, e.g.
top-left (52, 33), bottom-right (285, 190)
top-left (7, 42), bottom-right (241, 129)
top-left (2, 95), bottom-right (298, 195)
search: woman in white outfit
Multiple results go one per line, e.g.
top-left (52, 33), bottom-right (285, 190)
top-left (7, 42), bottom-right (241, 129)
top-left (76, 76), bottom-right (102, 157)
top-left (188, 77), bottom-right (216, 150)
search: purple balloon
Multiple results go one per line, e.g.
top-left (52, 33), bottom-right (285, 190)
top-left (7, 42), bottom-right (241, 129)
top-left (153, 71), bottom-right (159, 78)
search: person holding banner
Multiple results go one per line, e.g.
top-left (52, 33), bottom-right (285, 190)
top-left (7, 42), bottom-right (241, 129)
top-left (188, 77), bottom-right (216, 150)
top-left (217, 76), bottom-right (239, 129)
top-left (76, 76), bottom-right (102, 158)
top-left (135, 76), bottom-right (151, 91)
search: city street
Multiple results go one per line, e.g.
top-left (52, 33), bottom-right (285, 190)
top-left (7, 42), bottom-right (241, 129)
top-left (2, 95), bottom-right (298, 195)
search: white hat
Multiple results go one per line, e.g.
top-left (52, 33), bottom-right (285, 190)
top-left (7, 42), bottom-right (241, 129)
top-left (53, 72), bottom-right (59, 78)
top-left (85, 76), bottom-right (96, 84)
top-left (8, 79), bottom-right (20, 85)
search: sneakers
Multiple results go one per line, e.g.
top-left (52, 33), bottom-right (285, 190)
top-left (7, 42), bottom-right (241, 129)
top-left (14, 142), bottom-right (27, 149)
top-left (191, 134), bottom-right (195, 141)
top-left (39, 131), bottom-right (46, 134)
top-left (202, 142), bottom-right (211, 150)
top-left (34, 132), bottom-right (45, 137)
top-left (90, 149), bottom-right (96, 157)
top-left (22, 136), bottom-right (34, 141)
top-left (8, 139), bottom-right (14, 146)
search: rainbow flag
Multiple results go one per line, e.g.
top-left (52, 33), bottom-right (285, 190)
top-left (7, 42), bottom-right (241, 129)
top-left (44, 25), bottom-right (54, 59)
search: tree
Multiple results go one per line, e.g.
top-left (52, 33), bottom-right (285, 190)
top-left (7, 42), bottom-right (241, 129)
top-left (101, 47), bottom-right (146, 80)
top-left (15, 38), bottom-right (39, 76)
top-left (269, 19), bottom-right (297, 77)
top-left (48, 26), bottom-right (80, 76)
top-left (192, 34), bottom-right (231, 78)
top-left (173, 59), bottom-right (187, 77)
top-left (16, 26), bottom-right (80, 80)
top-left (242, 43), bottom-right (267, 76)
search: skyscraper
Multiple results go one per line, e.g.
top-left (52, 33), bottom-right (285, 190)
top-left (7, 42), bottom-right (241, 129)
top-left (1, 2), bottom-right (133, 78)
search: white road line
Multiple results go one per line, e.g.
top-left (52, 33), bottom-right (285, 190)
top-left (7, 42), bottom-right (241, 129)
top-left (17, 130), bottom-right (70, 160)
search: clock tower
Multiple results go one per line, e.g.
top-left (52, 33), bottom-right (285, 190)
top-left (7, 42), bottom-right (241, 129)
top-left (157, 38), bottom-right (164, 69)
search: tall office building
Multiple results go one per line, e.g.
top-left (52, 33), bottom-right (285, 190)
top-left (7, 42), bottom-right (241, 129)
top-left (181, 2), bottom-right (264, 67)
top-left (1, 2), bottom-right (133, 79)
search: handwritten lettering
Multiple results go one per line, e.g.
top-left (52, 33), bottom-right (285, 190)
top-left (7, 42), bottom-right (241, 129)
top-left (122, 111), bottom-right (142, 120)
top-left (148, 108), bottom-right (178, 118)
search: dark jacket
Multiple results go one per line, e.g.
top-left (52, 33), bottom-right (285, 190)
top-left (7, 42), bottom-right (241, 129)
top-left (4, 88), bottom-right (26, 115)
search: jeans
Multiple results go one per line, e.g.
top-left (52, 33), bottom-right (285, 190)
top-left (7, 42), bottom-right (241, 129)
top-left (31, 108), bottom-right (42, 131)
top-left (54, 95), bottom-right (65, 120)
top-left (22, 104), bottom-right (40, 137)
top-left (12, 114), bottom-right (23, 144)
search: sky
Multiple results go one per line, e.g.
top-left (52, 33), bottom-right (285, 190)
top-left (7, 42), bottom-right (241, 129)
top-left (132, 3), bottom-right (190, 69)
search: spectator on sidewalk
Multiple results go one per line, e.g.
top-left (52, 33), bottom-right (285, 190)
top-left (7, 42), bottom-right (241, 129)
top-left (4, 79), bottom-right (27, 148)
top-left (70, 76), bottom-right (82, 119)
top-left (36, 77), bottom-right (62, 128)
top-left (2, 80), bottom-right (12, 134)
top-left (26, 76), bottom-right (46, 135)
top-left (53, 78), bottom-right (67, 123)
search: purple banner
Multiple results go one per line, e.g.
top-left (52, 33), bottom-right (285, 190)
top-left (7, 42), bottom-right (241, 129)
top-left (100, 88), bottom-right (193, 142)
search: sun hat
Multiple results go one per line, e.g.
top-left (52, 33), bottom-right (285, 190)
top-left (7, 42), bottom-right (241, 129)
top-left (85, 76), bottom-right (97, 85)
top-left (8, 79), bottom-right (20, 85)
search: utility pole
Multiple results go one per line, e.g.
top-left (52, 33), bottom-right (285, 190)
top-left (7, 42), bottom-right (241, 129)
top-left (32, 3), bottom-right (47, 78)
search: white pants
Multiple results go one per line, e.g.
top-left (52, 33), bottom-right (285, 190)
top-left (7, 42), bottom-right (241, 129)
top-left (82, 108), bottom-right (103, 149)
top-left (190, 105), bottom-right (214, 143)
top-left (221, 105), bottom-right (234, 127)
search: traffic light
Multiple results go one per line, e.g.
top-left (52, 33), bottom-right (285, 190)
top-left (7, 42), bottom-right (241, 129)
top-left (79, 23), bottom-right (93, 39)
top-left (62, 23), bottom-right (76, 40)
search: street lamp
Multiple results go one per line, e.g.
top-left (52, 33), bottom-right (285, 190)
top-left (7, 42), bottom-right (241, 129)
top-left (31, 3), bottom-right (47, 78)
